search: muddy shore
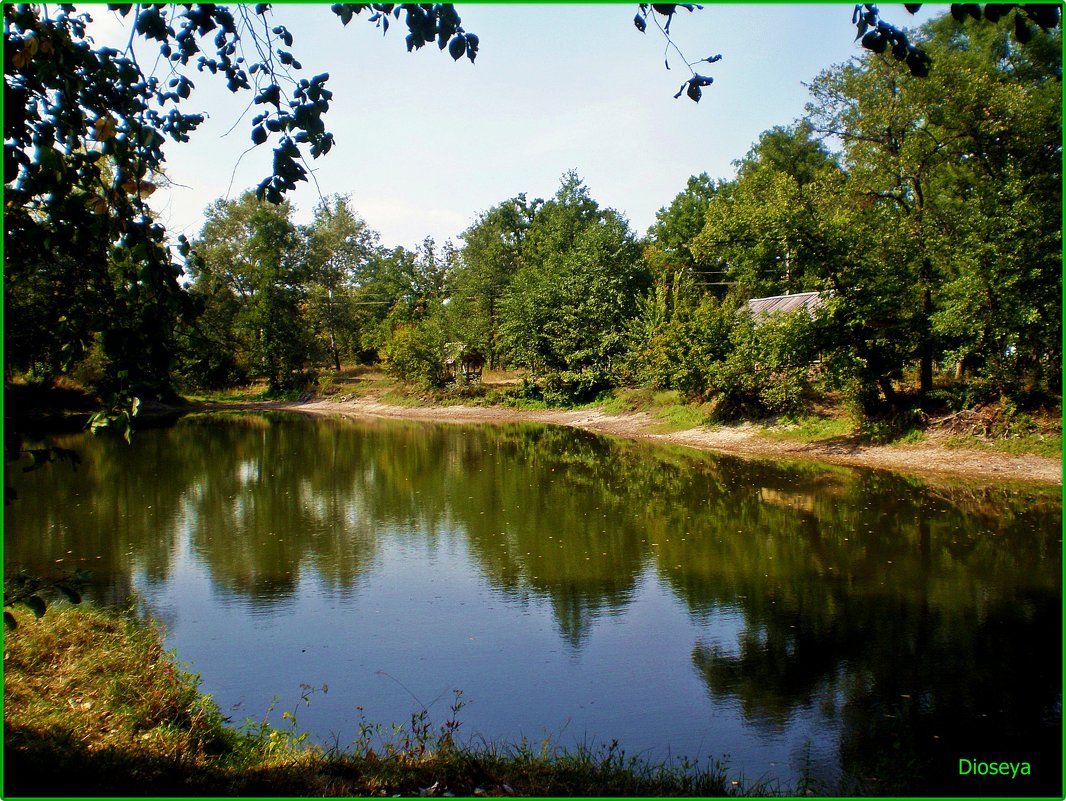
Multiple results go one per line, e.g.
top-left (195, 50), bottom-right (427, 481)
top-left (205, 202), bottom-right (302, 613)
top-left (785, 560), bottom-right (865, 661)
top-left (197, 395), bottom-right (1062, 486)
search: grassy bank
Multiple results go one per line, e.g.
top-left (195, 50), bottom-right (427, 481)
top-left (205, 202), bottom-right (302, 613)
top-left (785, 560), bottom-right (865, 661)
top-left (309, 370), bottom-right (1062, 456)
top-left (4, 605), bottom-right (752, 797)
top-left (8, 367), bottom-right (1062, 459)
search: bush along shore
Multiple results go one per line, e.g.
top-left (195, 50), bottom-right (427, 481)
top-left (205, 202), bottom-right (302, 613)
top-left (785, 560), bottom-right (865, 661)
top-left (4, 604), bottom-right (763, 797)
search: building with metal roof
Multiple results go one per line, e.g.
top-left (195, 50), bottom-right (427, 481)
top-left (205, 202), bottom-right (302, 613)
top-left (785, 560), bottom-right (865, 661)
top-left (746, 291), bottom-right (826, 320)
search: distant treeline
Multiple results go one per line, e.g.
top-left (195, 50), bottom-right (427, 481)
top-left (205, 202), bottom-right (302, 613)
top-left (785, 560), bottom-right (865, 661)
top-left (7, 12), bottom-right (1060, 419)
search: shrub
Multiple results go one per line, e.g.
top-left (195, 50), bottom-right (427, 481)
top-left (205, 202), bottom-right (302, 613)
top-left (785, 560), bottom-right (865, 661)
top-left (708, 310), bottom-right (817, 420)
top-left (541, 369), bottom-right (611, 406)
top-left (627, 281), bottom-right (735, 398)
top-left (380, 320), bottom-right (446, 390)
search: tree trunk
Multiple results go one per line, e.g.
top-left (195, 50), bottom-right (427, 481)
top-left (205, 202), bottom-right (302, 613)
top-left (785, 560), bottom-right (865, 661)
top-left (878, 374), bottom-right (898, 410)
top-left (329, 330), bottom-right (341, 372)
top-left (919, 280), bottom-right (933, 395)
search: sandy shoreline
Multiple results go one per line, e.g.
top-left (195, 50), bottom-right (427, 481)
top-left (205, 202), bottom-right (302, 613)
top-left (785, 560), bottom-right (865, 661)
top-left (196, 395), bottom-right (1063, 486)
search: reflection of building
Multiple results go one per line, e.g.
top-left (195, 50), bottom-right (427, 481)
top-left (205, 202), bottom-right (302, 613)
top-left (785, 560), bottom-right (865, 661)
top-left (758, 487), bottom-right (816, 513)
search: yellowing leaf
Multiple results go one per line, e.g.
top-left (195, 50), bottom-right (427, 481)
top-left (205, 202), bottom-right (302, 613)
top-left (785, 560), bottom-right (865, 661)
top-left (93, 116), bottom-right (117, 141)
top-left (122, 179), bottom-right (157, 197)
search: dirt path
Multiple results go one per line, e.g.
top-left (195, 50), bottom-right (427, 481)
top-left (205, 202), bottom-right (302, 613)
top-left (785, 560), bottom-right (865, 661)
top-left (204, 394), bottom-right (1061, 486)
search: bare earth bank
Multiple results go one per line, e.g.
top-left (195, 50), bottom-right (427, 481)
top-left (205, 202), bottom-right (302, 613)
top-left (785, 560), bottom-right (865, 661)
top-left (202, 396), bottom-right (1061, 486)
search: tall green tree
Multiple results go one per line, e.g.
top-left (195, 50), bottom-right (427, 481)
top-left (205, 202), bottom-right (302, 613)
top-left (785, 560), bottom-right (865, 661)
top-left (690, 123), bottom-right (838, 299)
top-left (305, 196), bottom-right (379, 372)
top-left (805, 10), bottom-right (1061, 399)
top-left (625, 271), bottom-right (737, 397)
top-left (449, 195), bottom-right (540, 368)
top-left (645, 172), bottom-right (720, 276)
top-left (918, 13), bottom-right (1062, 395)
top-left (191, 192), bottom-right (315, 392)
top-left (4, 3), bottom-right (477, 405)
top-left (499, 172), bottom-right (648, 382)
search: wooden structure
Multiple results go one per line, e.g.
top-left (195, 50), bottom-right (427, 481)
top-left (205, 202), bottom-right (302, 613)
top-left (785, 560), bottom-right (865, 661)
top-left (444, 343), bottom-right (486, 384)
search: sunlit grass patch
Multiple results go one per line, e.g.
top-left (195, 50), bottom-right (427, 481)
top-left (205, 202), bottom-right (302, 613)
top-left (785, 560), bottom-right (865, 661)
top-left (648, 402), bottom-right (713, 433)
top-left (377, 388), bottom-right (428, 407)
top-left (598, 388), bottom-right (712, 432)
top-left (943, 431), bottom-right (1062, 459)
top-left (182, 382), bottom-right (300, 403)
top-left (759, 414), bottom-right (854, 442)
top-left (598, 386), bottom-right (657, 415)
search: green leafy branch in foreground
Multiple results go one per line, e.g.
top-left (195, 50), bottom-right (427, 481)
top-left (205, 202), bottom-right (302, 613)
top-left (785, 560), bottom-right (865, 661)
top-left (3, 569), bottom-right (88, 629)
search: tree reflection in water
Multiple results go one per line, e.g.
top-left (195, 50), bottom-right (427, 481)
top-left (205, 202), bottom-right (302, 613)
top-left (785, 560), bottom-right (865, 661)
top-left (5, 413), bottom-right (1060, 794)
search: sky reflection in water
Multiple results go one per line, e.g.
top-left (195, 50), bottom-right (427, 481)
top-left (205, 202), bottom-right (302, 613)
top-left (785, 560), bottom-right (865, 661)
top-left (5, 413), bottom-right (1061, 794)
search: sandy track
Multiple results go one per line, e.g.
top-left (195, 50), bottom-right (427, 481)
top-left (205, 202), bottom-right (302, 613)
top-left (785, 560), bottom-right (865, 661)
top-left (206, 396), bottom-right (1061, 486)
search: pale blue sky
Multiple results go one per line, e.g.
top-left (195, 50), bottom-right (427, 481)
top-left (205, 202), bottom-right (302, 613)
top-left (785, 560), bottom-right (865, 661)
top-left (91, 3), bottom-right (948, 250)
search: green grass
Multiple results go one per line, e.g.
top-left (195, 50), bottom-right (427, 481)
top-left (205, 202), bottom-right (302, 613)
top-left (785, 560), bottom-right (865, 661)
top-left (502, 396), bottom-right (550, 410)
top-left (598, 386), bottom-right (659, 415)
top-left (944, 431), bottom-right (1062, 459)
top-left (182, 384), bottom-right (303, 404)
top-left (180, 375), bottom-right (1061, 460)
top-left (4, 605), bottom-right (762, 796)
top-left (648, 402), bottom-right (712, 433)
top-left (598, 388), bottom-right (713, 432)
top-left (377, 388), bottom-right (428, 407)
top-left (760, 414), bottom-right (854, 442)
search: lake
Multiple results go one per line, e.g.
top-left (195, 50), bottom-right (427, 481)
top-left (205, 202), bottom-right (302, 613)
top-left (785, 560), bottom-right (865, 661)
top-left (5, 413), bottom-right (1061, 794)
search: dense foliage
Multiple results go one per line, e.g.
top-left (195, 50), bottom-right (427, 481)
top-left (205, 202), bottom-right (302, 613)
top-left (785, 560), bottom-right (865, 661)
top-left (5, 6), bottom-right (1061, 419)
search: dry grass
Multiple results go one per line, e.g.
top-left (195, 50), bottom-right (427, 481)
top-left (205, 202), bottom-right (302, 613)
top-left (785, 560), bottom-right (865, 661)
top-left (4, 605), bottom-right (752, 797)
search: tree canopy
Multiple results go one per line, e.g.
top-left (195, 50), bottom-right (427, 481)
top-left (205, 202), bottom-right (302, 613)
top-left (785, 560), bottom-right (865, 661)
top-left (5, 3), bottom-right (1061, 422)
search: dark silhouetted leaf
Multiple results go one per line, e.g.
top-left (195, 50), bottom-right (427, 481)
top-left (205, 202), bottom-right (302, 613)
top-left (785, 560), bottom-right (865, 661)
top-left (254, 83), bottom-right (281, 106)
top-left (252, 124), bottom-right (267, 145)
top-left (634, 12), bottom-right (647, 32)
top-left (1015, 13), bottom-right (1032, 42)
top-left (686, 80), bottom-right (702, 102)
top-left (906, 48), bottom-right (931, 77)
top-left (1027, 4), bottom-right (1060, 30)
top-left (55, 584), bottom-right (82, 604)
top-left (448, 35), bottom-right (466, 61)
top-left (22, 595), bottom-right (46, 618)
top-left (904, 4), bottom-right (922, 13)
top-left (983, 4), bottom-right (1009, 22)
top-left (861, 30), bottom-right (887, 52)
top-left (332, 4), bottom-right (354, 25)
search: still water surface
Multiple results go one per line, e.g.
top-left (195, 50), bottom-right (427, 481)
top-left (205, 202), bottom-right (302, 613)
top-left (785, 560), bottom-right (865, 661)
top-left (5, 413), bottom-right (1061, 793)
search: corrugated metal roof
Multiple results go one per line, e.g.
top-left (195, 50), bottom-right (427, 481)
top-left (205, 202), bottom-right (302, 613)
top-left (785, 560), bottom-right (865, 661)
top-left (747, 291), bottom-right (826, 319)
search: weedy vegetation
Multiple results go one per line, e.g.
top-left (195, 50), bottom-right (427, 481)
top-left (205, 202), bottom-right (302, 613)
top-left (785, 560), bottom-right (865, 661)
top-left (4, 604), bottom-right (764, 797)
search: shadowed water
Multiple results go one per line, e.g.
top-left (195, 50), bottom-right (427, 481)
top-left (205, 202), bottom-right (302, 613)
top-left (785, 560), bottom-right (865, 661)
top-left (5, 413), bottom-right (1061, 794)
